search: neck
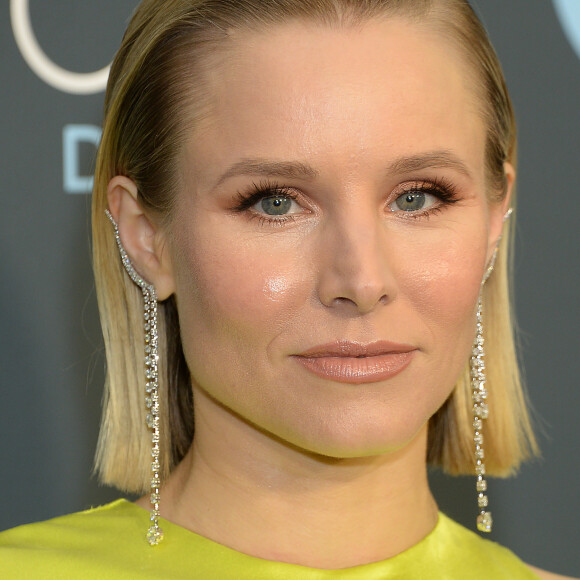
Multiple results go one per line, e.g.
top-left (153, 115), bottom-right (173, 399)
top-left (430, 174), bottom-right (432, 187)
top-left (151, 394), bottom-right (438, 569)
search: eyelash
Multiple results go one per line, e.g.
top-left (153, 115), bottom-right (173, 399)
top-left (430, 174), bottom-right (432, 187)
top-left (392, 177), bottom-right (460, 220)
top-left (233, 181), bottom-right (302, 226)
top-left (232, 178), bottom-right (460, 225)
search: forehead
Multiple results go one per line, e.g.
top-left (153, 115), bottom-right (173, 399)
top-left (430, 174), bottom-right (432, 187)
top-left (185, 18), bottom-right (485, 187)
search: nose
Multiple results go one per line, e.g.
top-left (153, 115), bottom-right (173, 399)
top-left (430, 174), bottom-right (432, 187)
top-left (316, 209), bottom-right (396, 314)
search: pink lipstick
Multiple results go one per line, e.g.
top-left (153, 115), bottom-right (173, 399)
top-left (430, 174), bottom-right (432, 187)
top-left (293, 340), bottom-right (416, 384)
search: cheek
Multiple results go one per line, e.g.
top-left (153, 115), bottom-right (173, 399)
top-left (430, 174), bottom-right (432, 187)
top-left (172, 230), bottom-right (309, 348)
top-left (398, 228), bottom-right (488, 396)
top-left (403, 231), bottom-right (487, 322)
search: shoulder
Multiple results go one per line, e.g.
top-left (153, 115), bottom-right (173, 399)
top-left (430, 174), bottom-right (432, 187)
top-left (431, 513), bottom-right (543, 579)
top-left (527, 565), bottom-right (579, 580)
top-left (0, 499), bottom-right (148, 579)
top-left (0, 499), bottom-right (246, 579)
top-left (436, 515), bottom-right (578, 580)
top-left (0, 499), bottom-right (142, 548)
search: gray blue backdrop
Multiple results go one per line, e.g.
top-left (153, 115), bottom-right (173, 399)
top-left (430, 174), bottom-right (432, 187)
top-left (1, 0), bottom-right (579, 575)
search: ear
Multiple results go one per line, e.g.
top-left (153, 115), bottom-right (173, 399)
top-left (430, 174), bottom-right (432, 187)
top-left (107, 176), bottom-right (175, 300)
top-left (486, 162), bottom-right (515, 264)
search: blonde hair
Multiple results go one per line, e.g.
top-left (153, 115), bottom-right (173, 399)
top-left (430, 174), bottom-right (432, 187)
top-left (93, 0), bottom-right (537, 493)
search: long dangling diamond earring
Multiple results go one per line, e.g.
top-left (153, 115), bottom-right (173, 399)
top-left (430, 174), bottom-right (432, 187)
top-left (472, 207), bottom-right (512, 533)
top-left (105, 210), bottom-right (164, 546)
top-left (471, 295), bottom-right (491, 532)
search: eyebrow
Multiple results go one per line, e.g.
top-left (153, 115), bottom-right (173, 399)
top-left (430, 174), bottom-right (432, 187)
top-left (387, 151), bottom-right (474, 179)
top-left (214, 150), bottom-right (473, 187)
top-left (215, 158), bottom-right (319, 187)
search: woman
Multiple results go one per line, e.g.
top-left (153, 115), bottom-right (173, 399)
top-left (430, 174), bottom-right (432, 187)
top-left (1, 0), bottom-right (575, 578)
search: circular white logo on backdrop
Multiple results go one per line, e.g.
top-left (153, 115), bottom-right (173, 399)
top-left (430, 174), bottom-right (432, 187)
top-left (553, 0), bottom-right (580, 61)
top-left (10, 0), bottom-right (111, 94)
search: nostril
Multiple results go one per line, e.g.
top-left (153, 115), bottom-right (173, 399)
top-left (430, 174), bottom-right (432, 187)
top-left (333, 296), bottom-right (355, 305)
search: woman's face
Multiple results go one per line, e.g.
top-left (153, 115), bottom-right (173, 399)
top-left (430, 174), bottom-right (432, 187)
top-left (164, 18), bottom-right (508, 458)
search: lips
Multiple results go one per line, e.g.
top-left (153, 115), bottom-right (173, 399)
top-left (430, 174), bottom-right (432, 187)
top-left (292, 341), bottom-right (416, 384)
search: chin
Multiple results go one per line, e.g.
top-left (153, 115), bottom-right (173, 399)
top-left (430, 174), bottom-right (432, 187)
top-left (272, 410), bottom-right (431, 462)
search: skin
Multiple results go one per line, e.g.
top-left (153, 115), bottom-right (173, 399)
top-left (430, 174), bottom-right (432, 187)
top-left (107, 18), bottom-right (526, 571)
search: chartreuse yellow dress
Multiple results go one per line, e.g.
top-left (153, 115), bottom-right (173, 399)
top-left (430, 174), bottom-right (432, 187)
top-left (0, 499), bottom-right (540, 579)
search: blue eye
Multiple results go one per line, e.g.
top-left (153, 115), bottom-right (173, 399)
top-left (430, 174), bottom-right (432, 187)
top-left (252, 194), bottom-right (301, 217)
top-left (390, 191), bottom-right (437, 213)
top-left (233, 182), bottom-right (305, 224)
top-left (258, 196), bottom-right (294, 215)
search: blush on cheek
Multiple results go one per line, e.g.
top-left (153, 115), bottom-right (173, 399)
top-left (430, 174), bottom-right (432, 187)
top-left (175, 237), bottom-right (304, 335)
top-left (404, 239), bottom-right (486, 324)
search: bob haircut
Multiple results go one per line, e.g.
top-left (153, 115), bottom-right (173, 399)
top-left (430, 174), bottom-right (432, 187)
top-left (92, 0), bottom-right (538, 493)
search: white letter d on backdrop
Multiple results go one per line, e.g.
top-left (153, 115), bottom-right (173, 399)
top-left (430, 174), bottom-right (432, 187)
top-left (63, 125), bottom-right (102, 194)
